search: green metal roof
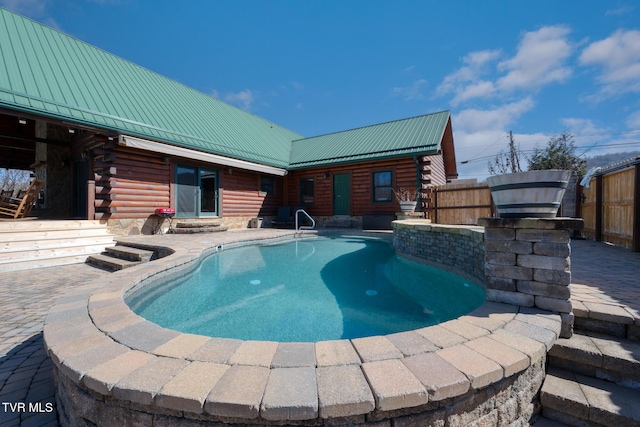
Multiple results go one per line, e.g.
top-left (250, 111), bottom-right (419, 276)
top-left (288, 111), bottom-right (450, 169)
top-left (0, 8), bottom-right (452, 171)
top-left (0, 8), bottom-right (302, 168)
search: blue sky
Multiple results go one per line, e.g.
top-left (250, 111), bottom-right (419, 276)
top-left (2, 0), bottom-right (640, 179)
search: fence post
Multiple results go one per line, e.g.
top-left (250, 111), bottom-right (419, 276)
top-left (595, 174), bottom-right (603, 242)
top-left (634, 164), bottom-right (640, 252)
top-left (433, 187), bottom-right (438, 224)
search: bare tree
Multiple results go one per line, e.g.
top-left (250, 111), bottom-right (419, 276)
top-left (0, 169), bottom-right (31, 193)
top-left (488, 131), bottom-right (525, 175)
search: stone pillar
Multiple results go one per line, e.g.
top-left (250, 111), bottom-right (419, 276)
top-left (478, 218), bottom-right (583, 338)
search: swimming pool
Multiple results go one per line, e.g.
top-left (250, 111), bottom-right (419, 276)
top-left (127, 235), bottom-right (485, 342)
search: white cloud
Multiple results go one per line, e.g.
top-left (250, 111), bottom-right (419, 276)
top-left (454, 98), bottom-right (535, 134)
top-left (626, 111), bottom-right (640, 128)
top-left (437, 26), bottom-right (573, 106)
top-left (497, 25), bottom-right (573, 91)
top-left (452, 99), bottom-right (538, 179)
top-left (579, 29), bottom-right (640, 98)
top-left (605, 6), bottom-right (634, 16)
top-left (450, 81), bottom-right (496, 106)
top-left (291, 81), bottom-right (305, 91)
top-left (561, 118), bottom-right (606, 136)
top-left (225, 89), bottom-right (255, 110)
top-left (389, 79), bottom-right (428, 101)
top-left (435, 49), bottom-right (500, 102)
top-left (0, 0), bottom-right (47, 15)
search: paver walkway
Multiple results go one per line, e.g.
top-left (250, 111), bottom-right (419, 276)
top-left (0, 234), bottom-right (638, 427)
top-left (569, 239), bottom-right (640, 323)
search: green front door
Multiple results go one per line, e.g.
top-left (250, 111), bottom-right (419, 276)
top-left (333, 173), bottom-right (350, 215)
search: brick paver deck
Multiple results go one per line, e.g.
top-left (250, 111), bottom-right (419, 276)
top-left (0, 233), bottom-right (638, 426)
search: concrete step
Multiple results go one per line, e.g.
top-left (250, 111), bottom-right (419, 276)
top-left (85, 253), bottom-right (141, 271)
top-left (105, 245), bottom-right (154, 262)
top-left (541, 368), bottom-right (640, 427)
top-left (548, 332), bottom-right (640, 390)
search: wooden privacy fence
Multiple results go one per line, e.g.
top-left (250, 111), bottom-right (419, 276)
top-left (581, 159), bottom-right (640, 252)
top-left (424, 181), bottom-right (494, 225)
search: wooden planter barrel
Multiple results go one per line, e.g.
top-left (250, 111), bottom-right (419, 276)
top-left (487, 170), bottom-right (572, 218)
top-left (399, 201), bottom-right (418, 213)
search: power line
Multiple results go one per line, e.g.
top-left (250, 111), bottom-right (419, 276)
top-left (458, 140), bottom-right (640, 165)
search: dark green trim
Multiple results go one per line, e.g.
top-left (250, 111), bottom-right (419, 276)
top-left (489, 181), bottom-right (568, 192)
top-left (499, 213), bottom-right (559, 218)
top-left (496, 202), bottom-right (561, 209)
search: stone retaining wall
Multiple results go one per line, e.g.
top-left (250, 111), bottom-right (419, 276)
top-left (392, 221), bottom-right (485, 284)
top-left (479, 218), bottom-right (583, 339)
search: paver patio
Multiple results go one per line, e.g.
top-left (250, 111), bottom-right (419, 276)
top-left (0, 233), bottom-right (638, 426)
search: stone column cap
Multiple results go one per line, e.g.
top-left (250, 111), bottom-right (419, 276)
top-left (478, 217), bottom-right (584, 230)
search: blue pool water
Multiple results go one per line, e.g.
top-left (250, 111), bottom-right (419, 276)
top-left (126, 236), bottom-right (485, 342)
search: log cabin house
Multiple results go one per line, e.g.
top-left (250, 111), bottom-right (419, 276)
top-left (0, 8), bottom-right (457, 235)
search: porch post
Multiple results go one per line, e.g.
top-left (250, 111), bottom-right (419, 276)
top-left (87, 180), bottom-right (95, 220)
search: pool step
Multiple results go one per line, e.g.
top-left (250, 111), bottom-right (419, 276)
top-left (86, 244), bottom-right (155, 271)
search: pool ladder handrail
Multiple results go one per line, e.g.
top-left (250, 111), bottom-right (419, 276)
top-left (295, 208), bottom-right (316, 231)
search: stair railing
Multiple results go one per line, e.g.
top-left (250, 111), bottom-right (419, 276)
top-left (295, 208), bottom-right (316, 231)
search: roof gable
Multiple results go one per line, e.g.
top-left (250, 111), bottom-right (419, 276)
top-left (288, 111), bottom-right (451, 168)
top-left (0, 8), bottom-right (303, 168)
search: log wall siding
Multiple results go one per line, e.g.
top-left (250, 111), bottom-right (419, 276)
top-left (89, 137), bottom-right (284, 219)
top-left (421, 154), bottom-right (447, 187)
top-left (82, 134), bottom-right (445, 221)
top-left (220, 169), bottom-right (283, 217)
top-left (94, 143), bottom-right (171, 219)
top-left (285, 157), bottom-right (433, 216)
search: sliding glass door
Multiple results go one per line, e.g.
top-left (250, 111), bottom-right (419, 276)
top-left (176, 165), bottom-right (218, 217)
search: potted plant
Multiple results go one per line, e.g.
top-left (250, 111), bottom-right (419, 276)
top-left (394, 187), bottom-right (419, 213)
top-left (486, 169), bottom-right (572, 218)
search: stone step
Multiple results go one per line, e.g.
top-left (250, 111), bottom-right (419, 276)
top-left (541, 368), bottom-right (640, 426)
top-left (105, 245), bottom-right (154, 262)
top-left (548, 331), bottom-right (640, 390)
top-left (323, 219), bottom-right (353, 228)
top-left (572, 300), bottom-right (639, 341)
top-left (85, 253), bottom-right (141, 271)
top-left (173, 225), bottom-right (228, 234)
top-left (175, 221), bottom-right (223, 229)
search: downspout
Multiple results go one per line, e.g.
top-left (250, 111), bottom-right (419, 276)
top-left (413, 155), bottom-right (421, 216)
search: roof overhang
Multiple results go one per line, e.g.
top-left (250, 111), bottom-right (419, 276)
top-left (118, 135), bottom-right (288, 176)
